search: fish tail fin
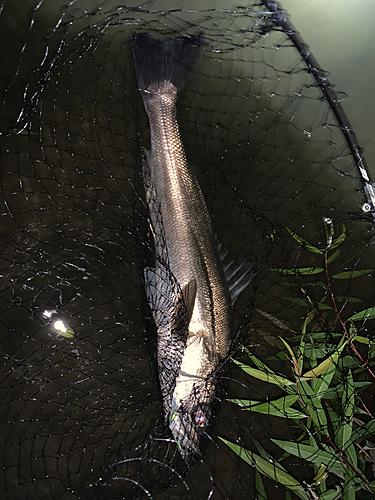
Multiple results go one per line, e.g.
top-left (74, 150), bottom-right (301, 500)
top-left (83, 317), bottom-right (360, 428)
top-left (130, 34), bottom-right (202, 97)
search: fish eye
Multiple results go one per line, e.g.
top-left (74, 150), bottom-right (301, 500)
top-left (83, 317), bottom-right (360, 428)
top-left (194, 411), bottom-right (206, 428)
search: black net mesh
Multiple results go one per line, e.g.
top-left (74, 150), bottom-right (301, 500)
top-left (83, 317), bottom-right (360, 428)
top-left (1, 1), bottom-right (375, 499)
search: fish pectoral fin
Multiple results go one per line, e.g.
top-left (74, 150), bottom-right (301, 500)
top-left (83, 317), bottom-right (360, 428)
top-left (215, 237), bottom-right (256, 305)
top-left (170, 279), bottom-right (197, 341)
top-left (181, 279), bottom-right (197, 324)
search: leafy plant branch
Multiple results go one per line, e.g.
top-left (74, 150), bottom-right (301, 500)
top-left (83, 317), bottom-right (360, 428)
top-left (220, 219), bottom-right (375, 500)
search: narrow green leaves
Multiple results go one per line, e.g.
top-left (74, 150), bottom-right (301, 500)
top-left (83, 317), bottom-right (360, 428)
top-left (232, 359), bottom-right (296, 392)
top-left (311, 464), bottom-right (328, 487)
top-left (226, 219), bottom-right (374, 498)
top-left (286, 227), bottom-right (323, 254)
top-left (284, 297), bottom-right (332, 310)
top-left (219, 438), bottom-right (309, 500)
top-left (333, 269), bottom-right (373, 279)
top-left (228, 394), bottom-right (307, 419)
top-left (298, 378), bottom-right (328, 434)
top-left (329, 225), bottom-right (346, 250)
top-left (55, 327), bottom-right (75, 338)
top-left (271, 440), bottom-right (345, 475)
top-left (319, 487), bottom-right (342, 500)
top-left (302, 351), bottom-right (340, 380)
top-left (327, 249), bottom-right (340, 264)
top-left (336, 370), bottom-right (354, 450)
top-left (272, 267), bottom-right (324, 276)
top-left (297, 316), bottom-right (308, 374)
top-left (255, 470), bottom-right (267, 500)
top-left (350, 419), bottom-right (375, 445)
top-left (348, 307), bottom-right (375, 321)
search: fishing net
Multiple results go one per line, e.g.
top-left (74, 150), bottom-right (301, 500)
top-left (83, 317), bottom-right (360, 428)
top-left (1, 0), bottom-right (374, 499)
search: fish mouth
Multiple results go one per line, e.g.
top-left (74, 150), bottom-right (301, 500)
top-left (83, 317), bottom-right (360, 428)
top-left (169, 411), bottom-right (201, 464)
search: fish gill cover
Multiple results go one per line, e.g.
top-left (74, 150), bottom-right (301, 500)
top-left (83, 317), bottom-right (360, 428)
top-left (0, 1), bottom-right (374, 499)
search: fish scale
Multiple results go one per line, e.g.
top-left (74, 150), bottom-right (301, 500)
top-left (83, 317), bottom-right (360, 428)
top-left (131, 34), bottom-right (253, 465)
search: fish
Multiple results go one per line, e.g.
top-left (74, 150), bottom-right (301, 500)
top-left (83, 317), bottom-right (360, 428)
top-left (131, 34), bottom-right (254, 465)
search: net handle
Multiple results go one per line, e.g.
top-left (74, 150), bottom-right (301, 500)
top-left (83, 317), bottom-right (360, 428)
top-left (260, 0), bottom-right (375, 221)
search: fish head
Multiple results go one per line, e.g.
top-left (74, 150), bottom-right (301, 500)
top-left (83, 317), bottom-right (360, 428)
top-left (169, 377), bottom-right (216, 465)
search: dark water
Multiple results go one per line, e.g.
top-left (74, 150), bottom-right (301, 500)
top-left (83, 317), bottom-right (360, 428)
top-left (0, 1), bottom-right (374, 499)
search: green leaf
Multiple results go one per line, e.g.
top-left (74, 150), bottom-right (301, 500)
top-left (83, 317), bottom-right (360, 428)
top-left (235, 394), bottom-right (300, 411)
top-left (327, 249), bottom-right (340, 264)
top-left (311, 464), bottom-right (328, 487)
top-left (268, 352), bottom-right (290, 361)
top-left (350, 419), bottom-right (375, 445)
top-left (348, 307), bottom-right (375, 322)
top-left (314, 302), bottom-right (333, 310)
top-left (297, 317), bottom-right (308, 374)
top-left (313, 358), bottom-right (337, 400)
top-left (228, 395), bottom-right (307, 419)
top-left (302, 352), bottom-right (340, 380)
top-left (323, 381), bottom-right (372, 399)
top-left (298, 378), bottom-right (328, 434)
top-left (333, 269), bottom-right (373, 279)
top-left (286, 227), bottom-right (323, 254)
top-left (243, 347), bottom-right (277, 374)
top-left (253, 438), bottom-right (288, 469)
top-left (338, 356), bottom-right (362, 370)
top-left (255, 470), bottom-right (267, 500)
top-left (279, 337), bottom-right (299, 372)
top-left (272, 439), bottom-right (345, 475)
top-left (346, 443), bottom-right (357, 469)
top-left (284, 297), bottom-right (332, 310)
top-left (56, 327), bottom-right (75, 338)
top-left (308, 339), bottom-right (318, 389)
top-left (319, 487), bottom-right (342, 500)
top-left (232, 359), bottom-right (296, 392)
top-left (301, 332), bottom-right (342, 342)
top-left (337, 370), bottom-right (354, 449)
top-left (302, 343), bottom-right (337, 359)
top-left (302, 334), bottom-right (347, 380)
top-left (353, 335), bottom-right (375, 345)
top-left (353, 381), bottom-right (372, 391)
top-left (219, 438), bottom-right (309, 499)
top-left (330, 225), bottom-right (346, 250)
top-left (336, 296), bottom-right (363, 304)
top-left (342, 463), bottom-right (356, 500)
top-left (327, 406), bottom-right (340, 435)
top-left (284, 297), bottom-right (309, 307)
top-left (272, 267), bottom-right (325, 275)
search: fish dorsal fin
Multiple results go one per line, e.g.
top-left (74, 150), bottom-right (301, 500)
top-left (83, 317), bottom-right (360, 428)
top-left (170, 279), bottom-right (197, 339)
top-left (181, 279), bottom-right (197, 324)
top-left (216, 238), bottom-right (255, 305)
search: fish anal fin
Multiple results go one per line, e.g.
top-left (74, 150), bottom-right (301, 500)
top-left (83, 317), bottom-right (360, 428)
top-left (215, 237), bottom-right (255, 305)
top-left (181, 279), bottom-right (197, 324)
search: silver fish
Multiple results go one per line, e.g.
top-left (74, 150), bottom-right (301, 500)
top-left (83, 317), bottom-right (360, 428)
top-left (131, 34), bottom-right (254, 465)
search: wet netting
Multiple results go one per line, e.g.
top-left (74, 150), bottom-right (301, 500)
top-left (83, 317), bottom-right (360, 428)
top-left (1, 0), bottom-right (375, 499)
